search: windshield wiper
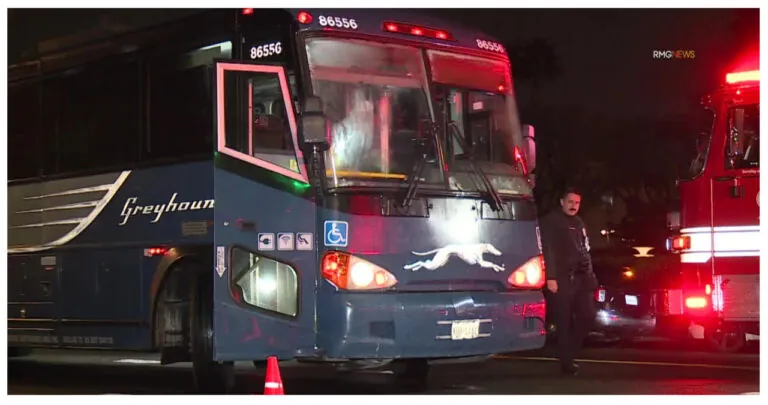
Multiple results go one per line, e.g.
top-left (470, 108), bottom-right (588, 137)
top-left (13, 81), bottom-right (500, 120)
top-left (447, 121), bottom-right (504, 212)
top-left (401, 121), bottom-right (437, 209)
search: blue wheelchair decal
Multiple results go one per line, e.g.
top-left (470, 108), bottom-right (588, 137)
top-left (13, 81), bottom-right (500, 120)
top-left (324, 220), bottom-right (348, 247)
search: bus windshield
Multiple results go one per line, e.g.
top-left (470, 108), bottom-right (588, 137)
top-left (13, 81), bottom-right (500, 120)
top-left (305, 37), bottom-right (440, 188)
top-left (427, 50), bottom-right (530, 196)
top-left (305, 37), bottom-right (530, 196)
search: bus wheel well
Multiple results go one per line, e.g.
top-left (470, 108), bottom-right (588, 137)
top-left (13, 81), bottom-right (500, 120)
top-left (153, 257), bottom-right (203, 364)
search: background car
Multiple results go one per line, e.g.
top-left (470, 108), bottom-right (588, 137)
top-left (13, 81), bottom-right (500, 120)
top-left (545, 244), bottom-right (681, 346)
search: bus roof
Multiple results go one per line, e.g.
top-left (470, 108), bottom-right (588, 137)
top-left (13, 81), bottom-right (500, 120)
top-left (286, 8), bottom-right (508, 59)
top-left (8, 10), bottom-right (231, 81)
top-left (9, 8), bottom-right (510, 82)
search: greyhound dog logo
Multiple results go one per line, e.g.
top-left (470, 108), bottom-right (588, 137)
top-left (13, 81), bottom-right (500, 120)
top-left (404, 243), bottom-right (505, 272)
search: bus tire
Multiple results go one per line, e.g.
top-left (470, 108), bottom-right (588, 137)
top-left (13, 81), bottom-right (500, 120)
top-left (190, 268), bottom-right (235, 393)
top-left (391, 359), bottom-right (429, 392)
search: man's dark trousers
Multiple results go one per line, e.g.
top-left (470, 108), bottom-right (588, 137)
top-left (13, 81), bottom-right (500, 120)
top-left (553, 273), bottom-right (596, 367)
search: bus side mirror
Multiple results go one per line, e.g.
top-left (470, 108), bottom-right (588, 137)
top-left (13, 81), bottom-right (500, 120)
top-left (301, 96), bottom-right (330, 151)
top-left (522, 124), bottom-right (536, 173)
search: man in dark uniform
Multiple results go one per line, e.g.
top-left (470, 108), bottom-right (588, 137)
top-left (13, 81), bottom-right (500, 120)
top-left (540, 187), bottom-right (597, 375)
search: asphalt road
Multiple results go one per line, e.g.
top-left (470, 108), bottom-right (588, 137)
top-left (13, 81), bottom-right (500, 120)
top-left (7, 339), bottom-right (760, 395)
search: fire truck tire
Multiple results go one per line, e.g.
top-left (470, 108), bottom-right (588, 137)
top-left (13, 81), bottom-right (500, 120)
top-left (190, 268), bottom-right (235, 393)
top-left (705, 325), bottom-right (746, 353)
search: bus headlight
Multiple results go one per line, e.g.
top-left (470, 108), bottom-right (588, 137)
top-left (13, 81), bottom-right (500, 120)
top-left (322, 252), bottom-right (397, 291)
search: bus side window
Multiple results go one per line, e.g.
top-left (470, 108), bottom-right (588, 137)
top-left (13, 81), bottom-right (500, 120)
top-left (222, 70), bottom-right (300, 173)
top-left (8, 81), bottom-right (40, 181)
top-left (42, 60), bottom-right (140, 176)
top-left (146, 51), bottom-right (213, 161)
top-left (725, 104), bottom-right (760, 170)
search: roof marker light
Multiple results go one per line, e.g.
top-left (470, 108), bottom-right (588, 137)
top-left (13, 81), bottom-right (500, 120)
top-left (382, 21), bottom-right (455, 41)
top-left (242, 8), bottom-right (254, 15)
top-left (297, 11), bottom-right (313, 24)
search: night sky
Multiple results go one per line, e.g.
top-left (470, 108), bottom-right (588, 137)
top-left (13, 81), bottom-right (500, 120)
top-left (444, 8), bottom-right (755, 118)
top-left (9, 8), bottom-right (757, 121)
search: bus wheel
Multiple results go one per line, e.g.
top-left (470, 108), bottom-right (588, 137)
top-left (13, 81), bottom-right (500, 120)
top-left (706, 324), bottom-right (746, 353)
top-left (190, 269), bottom-right (235, 393)
top-left (391, 359), bottom-right (429, 392)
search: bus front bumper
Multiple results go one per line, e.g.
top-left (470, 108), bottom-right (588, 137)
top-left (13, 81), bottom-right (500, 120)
top-left (317, 290), bottom-right (546, 359)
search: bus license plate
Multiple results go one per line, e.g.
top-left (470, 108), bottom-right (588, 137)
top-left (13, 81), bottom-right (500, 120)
top-left (451, 320), bottom-right (480, 340)
top-left (625, 295), bottom-right (638, 306)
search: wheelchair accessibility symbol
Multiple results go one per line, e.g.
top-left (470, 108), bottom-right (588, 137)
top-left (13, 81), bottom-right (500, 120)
top-left (324, 220), bottom-right (348, 247)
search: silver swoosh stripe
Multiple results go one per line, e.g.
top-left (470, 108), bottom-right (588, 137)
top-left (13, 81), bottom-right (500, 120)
top-left (11, 218), bottom-right (86, 229)
top-left (24, 184), bottom-right (113, 200)
top-left (16, 200), bottom-right (100, 214)
top-left (8, 171), bottom-right (132, 254)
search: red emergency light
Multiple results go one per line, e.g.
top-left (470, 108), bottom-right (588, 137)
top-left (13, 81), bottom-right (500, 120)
top-left (685, 296), bottom-right (708, 309)
top-left (242, 8), bottom-right (254, 15)
top-left (684, 282), bottom-right (714, 312)
top-left (666, 235), bottom-right (690, 252)
top-left (382, 21), bottom-right (455, 42)
top-left (725, 69), bottom-right (759, 84)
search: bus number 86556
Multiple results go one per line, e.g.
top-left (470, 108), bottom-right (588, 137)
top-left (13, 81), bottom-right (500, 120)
top-left (250, 42), bottom-right (283, 59)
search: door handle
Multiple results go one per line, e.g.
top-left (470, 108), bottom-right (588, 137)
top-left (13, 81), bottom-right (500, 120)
top-left (715, 176), bottom-right (744, 198)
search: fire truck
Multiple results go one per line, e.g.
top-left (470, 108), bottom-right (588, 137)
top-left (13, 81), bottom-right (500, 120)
top-left (666, 60), bottom-right (759, 353)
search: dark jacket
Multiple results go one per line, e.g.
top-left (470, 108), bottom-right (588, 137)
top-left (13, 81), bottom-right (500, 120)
top-left (539, 209), bottom-right (593, 282)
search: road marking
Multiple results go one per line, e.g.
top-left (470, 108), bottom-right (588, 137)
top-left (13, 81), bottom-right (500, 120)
top-left (113, 359), bottom-right (161, 364)
top-left (494, 355), bottom-right (759, 371)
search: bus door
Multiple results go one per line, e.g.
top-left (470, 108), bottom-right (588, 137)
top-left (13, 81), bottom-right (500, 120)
top-left (212, 61), bottom-right (317, 360)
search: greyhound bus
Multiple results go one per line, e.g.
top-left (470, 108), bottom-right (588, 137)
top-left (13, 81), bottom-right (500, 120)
top-left (8, 9), bottom-right (545, 392)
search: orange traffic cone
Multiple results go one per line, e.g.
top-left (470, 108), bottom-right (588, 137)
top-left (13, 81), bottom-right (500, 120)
top-left (264, 356), bottom-right (284, 395)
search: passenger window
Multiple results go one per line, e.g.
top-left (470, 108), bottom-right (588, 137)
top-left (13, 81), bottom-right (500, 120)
top-left (42, 61), bottom-right (140, 175)
top-left (8, 82), bottom-right (40, 180)
top-left (219, 65), bottom-right (304, 180)
top-left (725, 104), bottom-right (759, 170)
top-left (230, 246), bottom-right (298, 317)
top-left (146, 42), bottom-right (231, 162)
